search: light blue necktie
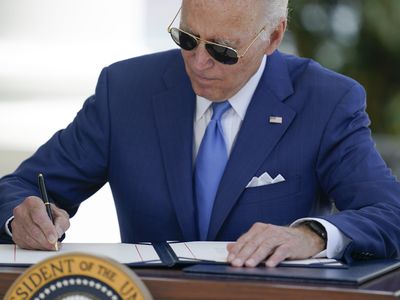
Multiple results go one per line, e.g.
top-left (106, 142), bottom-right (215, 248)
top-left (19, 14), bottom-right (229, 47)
top-left (195, 101), bottom-right (231, 240)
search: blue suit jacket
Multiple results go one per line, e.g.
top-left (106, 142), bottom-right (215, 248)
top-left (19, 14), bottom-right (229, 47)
top-left (1, 50), bottom-right (399, 262)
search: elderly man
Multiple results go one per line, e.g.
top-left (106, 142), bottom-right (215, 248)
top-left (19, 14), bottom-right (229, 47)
top-left (0, 0), bottom-right (399, 268)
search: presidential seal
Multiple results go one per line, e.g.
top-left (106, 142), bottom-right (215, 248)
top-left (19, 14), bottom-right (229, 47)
top-left (5, 252), bottom-right (153, 300)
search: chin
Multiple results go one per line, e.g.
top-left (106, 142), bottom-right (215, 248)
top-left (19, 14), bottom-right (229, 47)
top-left (192, 85), bottom-right (224, 101)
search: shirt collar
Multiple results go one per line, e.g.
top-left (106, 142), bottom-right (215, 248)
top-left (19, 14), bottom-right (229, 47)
top-left (195, 55), bottom-right (267, 121)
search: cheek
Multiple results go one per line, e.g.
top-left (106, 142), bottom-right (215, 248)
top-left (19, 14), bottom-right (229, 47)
top-left (223, 65), bottom-right (248, 84)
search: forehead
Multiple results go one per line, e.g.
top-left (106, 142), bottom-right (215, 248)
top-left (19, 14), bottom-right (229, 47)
top-left (180, 0), bottom-right (263, 36)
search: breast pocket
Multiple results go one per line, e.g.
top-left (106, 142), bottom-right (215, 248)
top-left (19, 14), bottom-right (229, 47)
top-left (239, 175), bottom-right (301, 205)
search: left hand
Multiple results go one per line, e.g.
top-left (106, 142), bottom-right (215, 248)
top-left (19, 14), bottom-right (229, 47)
top-left (227, 222), bottom-right (325, 267)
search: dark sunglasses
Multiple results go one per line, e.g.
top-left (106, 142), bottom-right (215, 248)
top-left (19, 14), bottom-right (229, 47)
top-left (167, 7), bottom-right (266, 65)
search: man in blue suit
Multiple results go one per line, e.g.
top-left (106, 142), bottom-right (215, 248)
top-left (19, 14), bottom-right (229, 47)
top-left (1, 0), bottom-right (399, 267)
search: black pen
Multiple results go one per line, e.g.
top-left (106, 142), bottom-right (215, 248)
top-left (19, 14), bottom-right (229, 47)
top-left (38, 173), bottom-right (58, 251)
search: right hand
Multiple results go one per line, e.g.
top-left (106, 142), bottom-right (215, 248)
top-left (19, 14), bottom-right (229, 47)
top-left (11, 196), bottom-right (70, 250)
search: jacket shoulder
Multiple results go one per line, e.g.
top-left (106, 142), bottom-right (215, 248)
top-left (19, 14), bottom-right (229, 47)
top-left (281, 52), bottom-right (361, 92)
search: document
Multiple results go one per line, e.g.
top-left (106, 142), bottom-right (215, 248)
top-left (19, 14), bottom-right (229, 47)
top-left (170, 242), bottom-right (344, 268)
top-left (0, 242), bottom-right (344, 268)
top-left (0, 243), bottom-right (160, 266)
top-left (170, 241), bottom-right (230, 262)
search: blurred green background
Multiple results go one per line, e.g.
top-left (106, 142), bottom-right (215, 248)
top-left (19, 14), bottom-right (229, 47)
top-left (289, 0), bottom-right (400, 134)
top-left (286, 0), bottom-right (400, 176)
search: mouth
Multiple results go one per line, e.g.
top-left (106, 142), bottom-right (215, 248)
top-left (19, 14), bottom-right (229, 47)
top-left (191, 72), bottom-right (219, 84)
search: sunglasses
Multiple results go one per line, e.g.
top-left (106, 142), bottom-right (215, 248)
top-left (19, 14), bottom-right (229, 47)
top-left (167, 7), bottom-right (266, 65)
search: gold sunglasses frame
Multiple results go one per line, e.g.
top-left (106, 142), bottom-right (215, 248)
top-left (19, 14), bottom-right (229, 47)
top-left (167, 7), bottom-right (266, 64)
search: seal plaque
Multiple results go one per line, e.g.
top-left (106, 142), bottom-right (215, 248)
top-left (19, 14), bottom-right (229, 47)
top-left (5, 252), bottom-right (153, 300)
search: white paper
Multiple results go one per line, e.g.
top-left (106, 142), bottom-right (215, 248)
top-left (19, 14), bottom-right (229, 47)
top-left (170, 242), bottom-right (342, 267)
top-left (0, 243), bottom-right (160, 265)
top-left (170, 241), bottom-right (232, 262)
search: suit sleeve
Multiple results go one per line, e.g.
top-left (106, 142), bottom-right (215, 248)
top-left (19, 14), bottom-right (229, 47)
top-left (316, 83), bottom-right (400, 263)
top-left (0, 67), bottom-right (112, 241)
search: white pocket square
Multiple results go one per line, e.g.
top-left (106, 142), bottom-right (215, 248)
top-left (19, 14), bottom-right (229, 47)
top-left (246, 172), bottom-right (285, 188)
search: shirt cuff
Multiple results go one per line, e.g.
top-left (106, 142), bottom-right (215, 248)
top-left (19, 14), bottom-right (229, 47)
top-left (291, 217), bottom-right (352, 259)
top-left (5, 216), bottom-right (14, 237)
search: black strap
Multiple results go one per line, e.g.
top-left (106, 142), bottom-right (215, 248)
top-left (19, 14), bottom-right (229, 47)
top-left (152, 241), bottom-right (179, 267)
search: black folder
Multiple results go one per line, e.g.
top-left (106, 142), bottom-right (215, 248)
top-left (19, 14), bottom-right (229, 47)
top-left (130, 241), bottom-right (229, 267)
top-left (184, 259), bottom-right (400, 285)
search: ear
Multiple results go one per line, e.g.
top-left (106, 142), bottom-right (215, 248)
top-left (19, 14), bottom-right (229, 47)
top-left (265, 19), bottom-right (287, 55)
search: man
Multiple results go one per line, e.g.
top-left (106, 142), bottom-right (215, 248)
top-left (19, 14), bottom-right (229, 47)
top-left (0, 0), bottom-right (399, 268)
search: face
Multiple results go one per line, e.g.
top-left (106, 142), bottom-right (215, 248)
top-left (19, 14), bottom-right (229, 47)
top-left (179, 0), bottom-right (281, 101)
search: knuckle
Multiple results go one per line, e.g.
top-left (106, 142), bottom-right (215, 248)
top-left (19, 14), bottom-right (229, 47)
top-left (30, 210), bottom-right (44, 224)
top-left (26, 196), bottom-right (39, 206)
top-left (228, 243), bottom-right (240, 255)
top-left (252, 252), bottom-right (268, 262)
top-left (246, 240), bottom-right (259, 250)
top-left (13, 205), bottom-right (23, 217)
top-left (241, 246), bottom-right (256, 257)
top-left (65, 219), bottom-right (71, 230)
top-left (260, 240), bottom-right (272, 249)
top-left (275, 245), bottom-right (292, 257)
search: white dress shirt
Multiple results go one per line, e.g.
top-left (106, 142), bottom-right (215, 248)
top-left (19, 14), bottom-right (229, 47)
top-left (193, 55), bottom-right (351, 259)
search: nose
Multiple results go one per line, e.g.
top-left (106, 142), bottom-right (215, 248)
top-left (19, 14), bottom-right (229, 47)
top-left (191, 43), bottom-right (214, 70)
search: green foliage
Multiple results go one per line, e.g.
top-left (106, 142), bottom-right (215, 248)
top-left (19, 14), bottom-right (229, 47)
top-left (287, 0), bottom-right (400, 134)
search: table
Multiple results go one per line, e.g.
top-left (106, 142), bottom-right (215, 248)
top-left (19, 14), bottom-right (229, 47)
top-left (1, 266), bottom-right (400, 299)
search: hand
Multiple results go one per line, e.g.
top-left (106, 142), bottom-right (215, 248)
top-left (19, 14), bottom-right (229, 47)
top-left (227, 222), bottom-right (325, 267)
top-left (11, 196), bottom-right (70, 250)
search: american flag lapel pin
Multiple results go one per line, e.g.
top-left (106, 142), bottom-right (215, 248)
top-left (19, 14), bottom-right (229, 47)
top-left (269, 116), bottom-right (283, 124)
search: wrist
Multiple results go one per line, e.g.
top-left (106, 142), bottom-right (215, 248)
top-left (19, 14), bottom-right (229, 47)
top-left (296, 221), bottom-right (327, 251)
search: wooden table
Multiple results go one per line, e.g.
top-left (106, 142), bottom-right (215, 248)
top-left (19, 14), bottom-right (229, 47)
top-left (1, 266), bottom-right (400, 299)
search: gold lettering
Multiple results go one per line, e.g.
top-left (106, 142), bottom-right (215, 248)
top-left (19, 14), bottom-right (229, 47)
top-left (119, 281), bottom-right (138, 298)
top-left (22, 281), bottom-right (33, 293)
top-left (15, 287), bottom-right (29, 299)
top-left (79, 260), bottom-right (94, 271)
top-left (27, 273), bottom-right (42, 289)
top-left (39, 265), bottom-right (52, 281)
top-left (97, 265), bottom-right (117, 282)
top-left (64, 258), bottom-right (74, 273)
top-left (49, 258), bottom-right (74, 277)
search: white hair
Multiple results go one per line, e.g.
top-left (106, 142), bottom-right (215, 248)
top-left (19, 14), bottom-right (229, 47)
top-left (261, 0), bottom-right (289, 37)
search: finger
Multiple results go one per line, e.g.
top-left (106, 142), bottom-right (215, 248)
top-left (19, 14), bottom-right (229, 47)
top-left (244, 240), bottom-right (276, 267)
top-left (52, 206), bottom-right (70, 238)
top-left (230, 228), bottom-right (271, 267)
top-left (265, 244), bottom-right (292, 267)
top-left (227, 223), bottom-right (266, 263)
top-left (30, 202), bottom-right (59, 245)
top-left (226, 242), bottom-right (235, 251)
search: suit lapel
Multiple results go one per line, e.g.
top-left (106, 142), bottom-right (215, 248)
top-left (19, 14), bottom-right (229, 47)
top-left (153, 57), bottom-right (198, 241)
top-left (208, 51), bottom-right (297, 240)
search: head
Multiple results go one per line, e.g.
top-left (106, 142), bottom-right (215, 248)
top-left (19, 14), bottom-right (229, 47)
top-left (176, 0), bottom-right (288, 101)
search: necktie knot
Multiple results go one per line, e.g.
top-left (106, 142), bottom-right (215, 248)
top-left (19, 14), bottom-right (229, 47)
top-left (211, 101), bottom-right (231, 121)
